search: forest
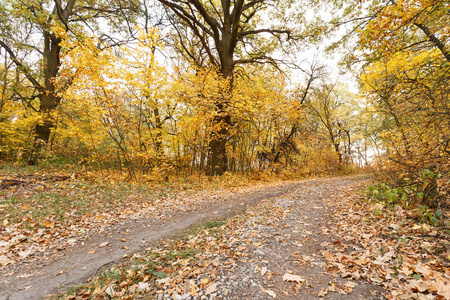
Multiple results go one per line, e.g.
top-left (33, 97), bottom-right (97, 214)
top-left (0, 0), bottom-right (449, 299)
top-left (1, 0), bottom-right (448, 191)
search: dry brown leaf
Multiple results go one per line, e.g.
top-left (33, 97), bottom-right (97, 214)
top-left (408, 279), bottom-right (429, 293)
top-left (137, 282), bottom-right (150, 291)
top-left (205, 283), bottom-right (217, 295)
top-left (318, 288), bottom-right (328, 297)
top-left (261, 287), bottom-right (276, 298)
top-left (99, 242), bottom-right (109, 248)
top-left (283, 273), bottom-right (305, 283)
top-left (43, 221), bottom-right (54, 228)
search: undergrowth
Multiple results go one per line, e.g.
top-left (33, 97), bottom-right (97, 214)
top-left (367, 168), bottom-right (449, 227)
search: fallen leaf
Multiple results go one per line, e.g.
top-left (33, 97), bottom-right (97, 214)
top-left (105, 285), bottom-right (115, 297)
top-left (67, 238), bottom-right (77, 245)
top-left (16, 274), bottom-right (33, 278)
top-left (283, 273), bottom-right (305, 283)
top-left (0, 255), bottom-right (14, 266)
top-left (88, 250), bottom-right (96, 254)
top-left (99, 242), bottom-right (109, 248)
top-left (200, 278), bottom-right (209, 286)
top-left (18, 250), bottom-right (32, 259)
top-left (432, 278), bottom-right (450, 299)
top-left (156, 277), bottom-right (168, 284)
top-left (205, 283), bottom-right (217, 295)
top-left (344, 281), bottom-right (358, 288)
top-left (261, 287), bottom-right (276, 298)
top-left (320, 241), bottom-right (330, 247)
top-left (137, 282), bottom-right (150, 291)
top-left (43, 221), bottom-right (55, 228)
top-left (318, 288), bottom-right (328, 297)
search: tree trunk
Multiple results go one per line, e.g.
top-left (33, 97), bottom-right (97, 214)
top-left (153, 106), bottom-right (164, 158)
top-left (28, 32), bottom-right (62, 165)
top-left (334, 141), bottom-right (342, 164)
top-left (206, 63), bottom-right (233, 175)
top-left (207, 111), bottom-right (231, 175)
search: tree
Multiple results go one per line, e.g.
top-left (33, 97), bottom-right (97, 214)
top-left (155, 0), bottom-right (320, 175)
top-left (331, 0), bottom-right (450, 67)
top-left (332, 0), bottom-right (450, 186)
top-left (307, 81), bottom-right (358, 165)
top-left (0, 0), bottom-right (138, 164)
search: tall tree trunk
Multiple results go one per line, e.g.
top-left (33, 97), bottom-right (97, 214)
top-left (153, 106), bottom-right (164, 158)
top-left (206, 62), bottom-right (233, 175)
top-left (28, 32), bottom-right (62, 165)
top-left (207, 103), bottom-right (232, 175)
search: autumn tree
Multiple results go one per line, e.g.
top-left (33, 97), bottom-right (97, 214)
top-left (155, 0), bottom-right (322, 175)
top-left (333, 0), bottom-right (450, 205)
top-left (307, 80), bottom-right (359, 166)
top-left (0, 0), bottom-right (139, 164)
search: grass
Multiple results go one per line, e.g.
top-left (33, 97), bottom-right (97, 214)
top-left (205, 219), bottom-right (226, 228)
top-left (0, 160), bottom-right (268, 228)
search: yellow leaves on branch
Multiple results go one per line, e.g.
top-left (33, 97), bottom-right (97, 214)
top-left (361, 49), bottom-right (442, 91)
top-left (358, 0), bottom-right (449, 55)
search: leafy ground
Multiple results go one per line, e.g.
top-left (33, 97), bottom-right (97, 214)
top-left (1, 173), bottom-right (450, 299)
top-left (55, 177), bottom-right (450, 300)
top-left (0, 170), bottom-right (265, 268)
top-left (0, 169), bottom-right (303, 299)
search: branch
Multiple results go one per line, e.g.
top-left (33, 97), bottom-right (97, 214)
top-left (13, 91), bottom-right (40, 112)
top-left (187, 0), bottom-right (222, 33)
top-left (166, 7), bottom-right (218, 65)
top-left (237, 28), bottom-right (292, 40)
top-left (0, 40), bottom-right (43, 92)
top-left (157, 0), bottom-right (216, 37)
top-left (414, 22), bottom-right (450, 63)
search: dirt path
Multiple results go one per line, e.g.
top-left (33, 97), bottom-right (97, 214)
top-left (204, 176), bottom-right (386, 299)
top-left (2, 175), bottom-right (388, 300)
top-left (1, 180), bottom-right (308, 300)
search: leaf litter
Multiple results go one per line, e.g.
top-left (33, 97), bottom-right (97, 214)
top-left (55, 176), bottom-right (391, 299)
top-left (0, 172), bottom-right (282, 271)
top-left (4, 175), bottom-right (448, 299)
top-left (323, 184), bottom-right (450, 299)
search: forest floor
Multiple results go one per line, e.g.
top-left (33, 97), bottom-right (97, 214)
top-left (1, 174), bottom-right (449, 300)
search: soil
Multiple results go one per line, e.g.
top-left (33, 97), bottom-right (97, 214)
top-left (0, 175), bottom-right (386, 300)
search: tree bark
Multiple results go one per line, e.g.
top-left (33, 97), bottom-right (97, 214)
top-left (207, 96), bottom-right (232, 175)
top-left (28, 31), bottom-right (62, 164)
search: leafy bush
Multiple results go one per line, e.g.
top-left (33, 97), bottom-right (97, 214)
top-left (368, 168), bottom-right (447, 225)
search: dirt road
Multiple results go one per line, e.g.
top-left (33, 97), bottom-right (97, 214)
top-left (1, 175), bottom-right (385, 299)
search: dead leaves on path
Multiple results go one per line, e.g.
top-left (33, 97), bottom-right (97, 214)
top-left (0, 174), bottom-right (275, 269)
top-left (323, 187), bottom-right (450, 300)
top-left (60, 189), bottom-right (295, 299)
